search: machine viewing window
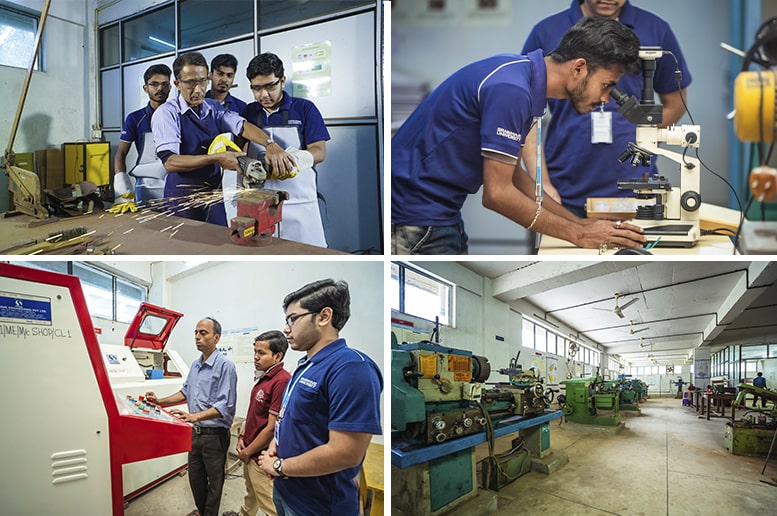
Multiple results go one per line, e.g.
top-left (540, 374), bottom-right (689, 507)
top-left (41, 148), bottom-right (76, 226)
top-left (138, 314), bottom-right (167, 336)
top-left (391, 262), bottom-right (452, 326)
top-left (0, 4), bottom-right (41, 70)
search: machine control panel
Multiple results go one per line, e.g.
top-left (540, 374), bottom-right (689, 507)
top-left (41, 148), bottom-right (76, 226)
top-left (119, 395), bottom-right (185, 424)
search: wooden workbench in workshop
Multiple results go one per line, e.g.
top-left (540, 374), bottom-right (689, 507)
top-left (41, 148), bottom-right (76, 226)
top-left (0, 211), bottom-right (345, 255)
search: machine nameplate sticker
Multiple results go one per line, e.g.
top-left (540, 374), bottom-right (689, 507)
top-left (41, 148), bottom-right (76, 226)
top-left (0, 291), bottom-right (52, 325)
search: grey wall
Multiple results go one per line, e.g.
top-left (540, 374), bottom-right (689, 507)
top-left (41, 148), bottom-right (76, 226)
top-left (0, 0), bottom-right (92, 211)
top-left (393, 0), bottom-right (732, 254)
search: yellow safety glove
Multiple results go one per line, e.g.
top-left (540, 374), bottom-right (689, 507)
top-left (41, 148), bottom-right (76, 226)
top-left (107, 192), bottom-right (138, 214)
top-left (207, 134), bottom-right (243, 154)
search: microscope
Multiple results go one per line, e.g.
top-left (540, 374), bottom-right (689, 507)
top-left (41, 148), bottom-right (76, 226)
top-left (612, 47), bottom-right (701, 247)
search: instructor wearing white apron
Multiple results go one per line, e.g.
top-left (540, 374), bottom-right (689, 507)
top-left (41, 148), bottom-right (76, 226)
top-left (241, 52), bottom-right (330, 248)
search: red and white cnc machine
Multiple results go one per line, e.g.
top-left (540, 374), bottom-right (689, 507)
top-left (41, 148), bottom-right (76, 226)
top-left (0, 263), bottom-right (192, 515)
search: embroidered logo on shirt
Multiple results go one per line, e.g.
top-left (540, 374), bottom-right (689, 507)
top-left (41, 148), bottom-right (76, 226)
top-left (496, 127), bottom-right (521, 142)
top-left (299, 377), bottom-right (318, 389)
top-left (255, 389), bottom-right (266, 404)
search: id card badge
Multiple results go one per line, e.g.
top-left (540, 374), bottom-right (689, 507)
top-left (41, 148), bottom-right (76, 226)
top-left (274, 420), bottom-right (280, 446)
top-left (591, 107), bottom-right (612, 144)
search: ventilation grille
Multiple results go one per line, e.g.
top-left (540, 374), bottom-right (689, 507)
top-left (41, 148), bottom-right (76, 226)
top-left (51, 449), bottom-right (89, 484)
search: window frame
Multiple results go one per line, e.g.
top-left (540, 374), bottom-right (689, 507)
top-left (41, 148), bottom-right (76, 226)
top-left (0, 2), bottom-right (44, 71)
top-left (391, 261), bottom-right (454, 327)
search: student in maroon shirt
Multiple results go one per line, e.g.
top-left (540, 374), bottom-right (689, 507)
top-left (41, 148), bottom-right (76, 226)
top-left (223, 330), bottom-right (291, 516)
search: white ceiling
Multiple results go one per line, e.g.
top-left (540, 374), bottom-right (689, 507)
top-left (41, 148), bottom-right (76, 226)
top-left (459, 261), bottom-right (777, 366)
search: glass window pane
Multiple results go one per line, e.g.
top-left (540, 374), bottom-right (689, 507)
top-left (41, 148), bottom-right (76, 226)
top-left (535, 327), bottom-right (546, 352)
top-left (741, 345), bottom-right (767, 359)
top-left (770, 345), bottom-right (777, 358)
top-left (100, 24), bottom-right (120, 67)
top-left (116, 279), bottom-right (145, 324)
top-left (390, 262), bottom-right (399, 311)
top-left (522, 320), bottom-right (533, 350)
top-left (101, 69), bottom-right (123, 128)
top-left (258, 0), bottom-right (372, 29)
top-left (403, 268), bottom-right (449, 325)
top-left (180, 0), bottom-right (253, 48)
top-left (123, 5), bottom-right (175, 62)
top-left (0, 5), bottom-right (39, 70)
top-left (73, 263), bottom-right (112, 320)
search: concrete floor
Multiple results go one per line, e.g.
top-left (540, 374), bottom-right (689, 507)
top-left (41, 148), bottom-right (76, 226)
top-left (124, 457), bottom-right (263, 516)
top-left (468, 397), bottom-right (777, 515)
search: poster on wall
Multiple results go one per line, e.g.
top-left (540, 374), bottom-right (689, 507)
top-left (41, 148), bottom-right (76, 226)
top-left (292, 41), bottom-right (332, 98)
top-left (695, 359), bottom-right (710, 378)
top-left (219, 327), bottom-right (259, 363)
top-left (530, 353), bottom-right (546, 380)
top-left (546, 356), bottom-right (559, 385)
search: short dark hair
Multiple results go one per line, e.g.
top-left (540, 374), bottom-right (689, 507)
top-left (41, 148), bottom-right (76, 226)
top-left (203, 316), bottom-right (222, 336)
top-left (283, 279), bottom-right (350, 331)
top-left (246, 52), bottom-right (285, 80)
top-left (549, 16), bottom-right (640, 75)
top-left (173, 52), bottom-right (208, 80)
top-left (144, 64), bottom-right (172, 84)
top-left (255, 330), bottom-right (288, 357)
top-left (211, 53), bottom-right (238, 72)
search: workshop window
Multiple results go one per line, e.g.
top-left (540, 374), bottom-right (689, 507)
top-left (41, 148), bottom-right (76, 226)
top-left (391, 262), bottom-right (452, 326)
top-left (122, 4), bottom-right (175, 62)
top-left (179, 0), bottom-right (252, 49)
top-left (71, 263), bottom-right (147, 323)
top-left (0, 3), bottom-right (41, 70)
top-left (257, 0), bottom-right (372, 29)
top-left (99, 23), bottom-right (119, 67)
top-left (74, 263), bottom-right (114, 320)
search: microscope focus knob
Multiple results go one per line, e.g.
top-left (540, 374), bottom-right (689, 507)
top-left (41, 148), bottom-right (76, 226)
top-left (680, 191), bottom-right (701, 212)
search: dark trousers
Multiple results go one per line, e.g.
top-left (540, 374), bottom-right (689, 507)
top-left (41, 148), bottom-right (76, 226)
top-left (188, 428), bottom-right (230, 516)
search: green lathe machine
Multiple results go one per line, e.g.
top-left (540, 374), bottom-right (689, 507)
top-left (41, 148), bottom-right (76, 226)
top-left (391, 334), bottom-right (565, 515)
top-left (560, 370), bottom-right (622, 426)
top-left (724, 383), bottom-right (777, 456)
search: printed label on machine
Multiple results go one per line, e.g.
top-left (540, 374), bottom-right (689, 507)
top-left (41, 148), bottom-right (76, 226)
top-left (0, 292), bottom-right (52, 325)
top-left (448, 355), bottom-right (472, 382)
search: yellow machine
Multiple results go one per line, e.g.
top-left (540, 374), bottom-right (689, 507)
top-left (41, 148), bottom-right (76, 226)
top-left (64, 142), bottom-right (111, 191)
top-left (728, 17), bottom-right (777, 252)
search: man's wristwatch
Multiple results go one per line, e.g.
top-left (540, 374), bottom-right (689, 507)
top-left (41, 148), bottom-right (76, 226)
top-left (265, 137), bottom-right (275, 147)
top-left (273, 457), bottom-right (288, 478)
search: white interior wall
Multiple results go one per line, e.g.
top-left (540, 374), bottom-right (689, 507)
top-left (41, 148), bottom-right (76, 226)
top-left (0, 0), bottom-right (90, 152)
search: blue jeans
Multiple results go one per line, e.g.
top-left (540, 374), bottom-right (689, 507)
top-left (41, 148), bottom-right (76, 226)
top-left (391, 223), bottom-right (469, 255)
top-left (273, 489), bottom-right (301, 516)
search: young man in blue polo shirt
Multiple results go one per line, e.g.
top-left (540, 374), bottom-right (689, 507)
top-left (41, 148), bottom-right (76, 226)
top-left (240, 52), bottom-right (331, 248)
top-left (522, 0), bottom-right (692, 218)
top-left (391, 16), bottom-right (648, 254)
top-left (257, 279), bottom-right (382, 516)
top-left (111, 64), bottom-right (172, 211)
top-left (205, 54), bottom-right (247, 114)
top-left (152, 52), bottom-right (295, 225)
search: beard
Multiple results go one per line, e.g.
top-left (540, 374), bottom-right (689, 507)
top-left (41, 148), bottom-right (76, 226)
top-left (567, 74), bottom-right (598, 114)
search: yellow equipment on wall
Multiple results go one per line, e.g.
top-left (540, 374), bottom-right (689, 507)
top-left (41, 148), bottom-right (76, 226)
top-left (64, 142), bottom-right (111, 189)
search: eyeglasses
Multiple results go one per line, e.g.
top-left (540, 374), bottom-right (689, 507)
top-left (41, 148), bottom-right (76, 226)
top-left (250, 78), bottom-right (282, 92)
top-left (284, 311), bottom-right (318, 328)
top-left (146, 81), bottom-right (170, 89)
top-left (178, 77), bottom-right (209, 89)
